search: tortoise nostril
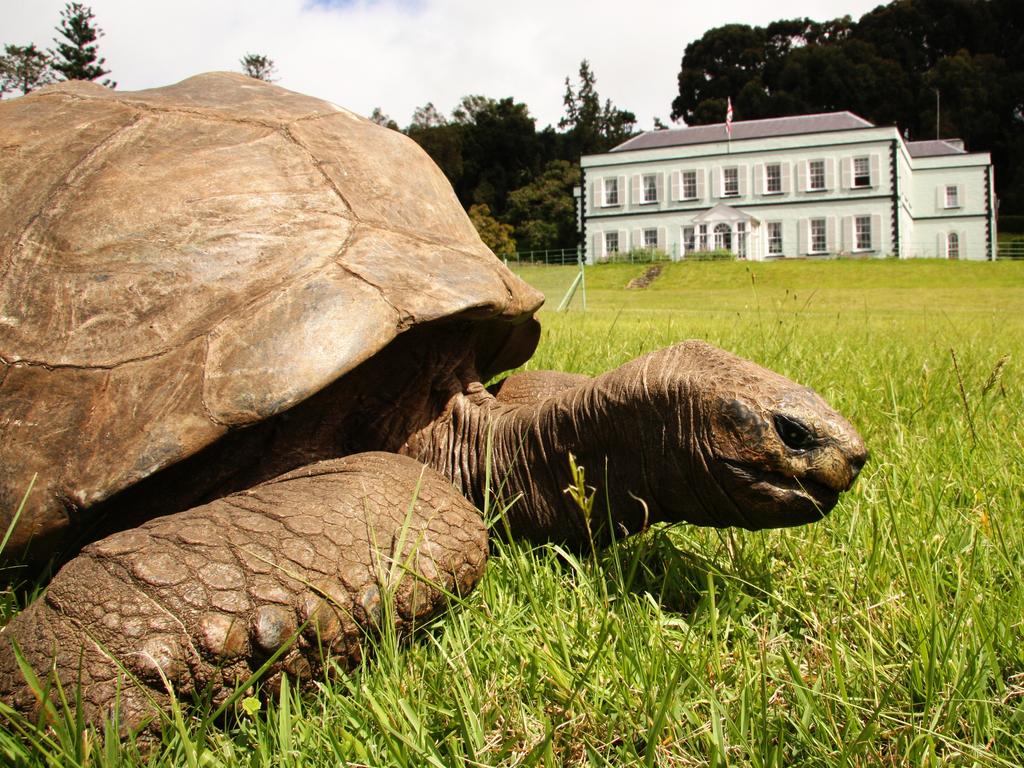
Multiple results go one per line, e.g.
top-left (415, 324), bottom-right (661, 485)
top-left (773, 412), bottom-right (817, 451)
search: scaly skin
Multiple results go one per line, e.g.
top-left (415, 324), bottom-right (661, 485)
top-left (407, 341), bottom-right (867, 545)
top-left (0, 453), bottom-right (486, 733)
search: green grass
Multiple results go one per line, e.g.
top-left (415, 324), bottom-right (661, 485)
top-left (3, 259), bottom-right (1023, 766)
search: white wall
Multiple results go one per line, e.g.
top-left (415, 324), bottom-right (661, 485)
top-left (581, 125), bottom-right (994, 263)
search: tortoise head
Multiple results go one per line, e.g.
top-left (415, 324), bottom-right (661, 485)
top-left (684, 343), bottom-right (868, 529)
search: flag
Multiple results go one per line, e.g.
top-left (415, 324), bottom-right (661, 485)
top-left (726, 97), bottom-right (734, 139)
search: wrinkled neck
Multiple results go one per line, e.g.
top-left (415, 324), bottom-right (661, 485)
top-left (404, 353), bottom-right (723, 549)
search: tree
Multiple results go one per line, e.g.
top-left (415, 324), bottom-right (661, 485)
top-left (240, 53), bottom-right (277, 82)
top-left (369, 107), bottom-right (398, 130)
top-left (51, 2), bottom-right (113, 86)
top-left (409, 102), bottom-right (448, 129)
top-left (560, 60), bottom-right (636, 155)
top-left (505, 160), bottom-right (581, 251)
top-left (468, 203), bottom-right (516, 258)
top-left (0, 44), bottom-right (56, 97)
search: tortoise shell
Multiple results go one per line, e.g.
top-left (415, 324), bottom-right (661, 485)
top-left (0, 72), bottom-right (542, 559)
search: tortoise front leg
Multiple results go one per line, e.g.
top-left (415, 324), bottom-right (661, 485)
top-left (0, 452), bottom-right (486, 733)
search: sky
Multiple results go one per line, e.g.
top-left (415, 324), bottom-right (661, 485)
top-left (3, 0), bottom-right (885, 131)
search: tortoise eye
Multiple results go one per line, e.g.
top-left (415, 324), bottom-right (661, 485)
top-left (773, 413), bottom-right (818, 451)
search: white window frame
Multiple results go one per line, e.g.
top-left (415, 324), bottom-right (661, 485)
top-left (682, 226), bottom-right (696, 254)
top-left (945, 185), bottom-right (960, 209)
top-left (808, 160), bottom-right (826, 192)
top-left (713, 223), bottom-right (732, 251)
top-left (698, 224), bottom-right (709, 251)
top-left (603, 177), bottom-right (620, 207)
top-left (947, 231), bottom-right (960, 259)
top-left (642, 174), bottom-right (658, 204)
top-left (680, 170), bottom-right (698, 200)
top-left (853, 157), bottom-right (871, 188)
top-left (605, 230), bottom-right (619, 254)
top-left (642, 227), bottom-right (658, 249)
top-left (722, 167), bottom-right (739, 197)
top-left (765, 163), bottom-right (782, 194)
top-left (767, 221), bottom-right (783, 256)
top-left (736, 222), bottom-right (748, 259)
top-left (854, 215), bottom-right (872, 251)
top-left (810, 218), bottom-right (827, 253)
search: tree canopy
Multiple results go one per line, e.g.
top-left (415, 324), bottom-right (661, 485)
top-left (672, 0), bottom-right (1024, 213)
top-left (239, 53), bottom-right (277, 82)
top-left (51, 2), bottom-right (114, 86)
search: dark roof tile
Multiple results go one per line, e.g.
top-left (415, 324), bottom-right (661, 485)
top-left (610, 112), bottom-right (876, 152)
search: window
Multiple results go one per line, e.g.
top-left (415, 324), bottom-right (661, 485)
top-left (736, 222), bottom-right (747, 259)
top-left (680, 170), bottom-right (697, 200)
top-left (854, 215), bottom-right (872, 251)
top-left (853, 157), bottom-right (871, 188)
top-left (642, 174), bottom-right (658, 204)
top-left (682, 226), bottom-right (696, 254)
top-left (765, 163), bottom-right (782, 194)
top-left (810, 219), bottom-right (827, 253)
top-left (643, 228), bottom-right (658, 249)
top-left (605, 231), bottom-right (619, 254)
top-left (947, 232), bottom-right (960, 260)
top-left (603, 177), bottom-right (619, 206)
top-left (723, 167), bottom-right (739, 197)
top-left (768, 222), bottom-right (783, 255)
top-left (698, 224), bottom-right (708, 251)
top-left (945, 185), bottom-right (960, 209)
top-left (713, 223), bottom-right (732, 251)
top-left (808, 160), bottom-right (826, 191)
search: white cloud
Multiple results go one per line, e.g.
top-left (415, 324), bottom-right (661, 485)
top-left (3, 0), bottom-right (883, 130)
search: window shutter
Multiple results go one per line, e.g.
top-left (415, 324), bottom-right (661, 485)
top-left (754, 164), bottom-right (763, 195)
top-left (618, 176), bottom-right (627, 206)
top-left (593, 179), bottom-right (603, 209)
top-left (711, 168), bottom-right (721, 199)
top-left (956, 184), bottom-right (964, 208)
top-left (827, 217), bottom-right (837, 253)
top-left (841, 159), bottom-right (851, 189)
top-left (737, 166), bottom-right (747, 197)
top-left (670, 171), bottom-right (680, 202)
top-left (619, 229), bottom-right (629, 251)
top-left (870, 154), bottom-right (880, 188)
top-left (871, 214), bottom-right (882, 251)
top-left (657, 226), bottom-right (667, 251)
top-left (842, 217), bottom-right (853, 251)
top-left (593, 232), bottom-right (604, 260)
top-left (781, 163), bottom-right (791, 194)
top-left (798, 220), bottom-right (808, 254)
top-left (632, 228), bottom-right (643, 249)
top-left (631, 175), bottom-right (641, 205)
top-left (696, 169), bottom-right (706, 200)
top-left (798, 161), bottom-right (808, 192)
top-left (825, 159), bottom-right (836, 190)
top-left (655, 172), bottom-right (664, 204)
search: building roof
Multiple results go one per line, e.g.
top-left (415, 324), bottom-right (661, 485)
top-left (611, 112), bottom-right (876, 153)
top-left (906, 139), bottom-right (967, 157)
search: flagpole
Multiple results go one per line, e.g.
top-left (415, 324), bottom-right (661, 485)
top-left (726, 97), bottom-right (733, 155)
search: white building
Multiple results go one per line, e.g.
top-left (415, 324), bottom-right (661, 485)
top-left (580, 112), bottom-right (996, 262)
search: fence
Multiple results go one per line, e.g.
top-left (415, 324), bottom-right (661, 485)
top-left (503, 248), bottom-right (581, 267)
top-left (996, 241), bottom-right (1024, 260)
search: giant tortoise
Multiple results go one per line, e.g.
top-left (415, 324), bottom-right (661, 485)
top-left (0, 73), bottom-right (867, 731)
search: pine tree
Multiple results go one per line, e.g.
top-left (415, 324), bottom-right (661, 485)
top-left (0, 44), bottom-right (57, 97)
top-left (240, 54), bottom-right (277, 82)
top-left (51, 2), bottom-right (114, 86)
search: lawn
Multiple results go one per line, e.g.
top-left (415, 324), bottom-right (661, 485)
top-left (3, 259), bottom-right (1023, 766)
